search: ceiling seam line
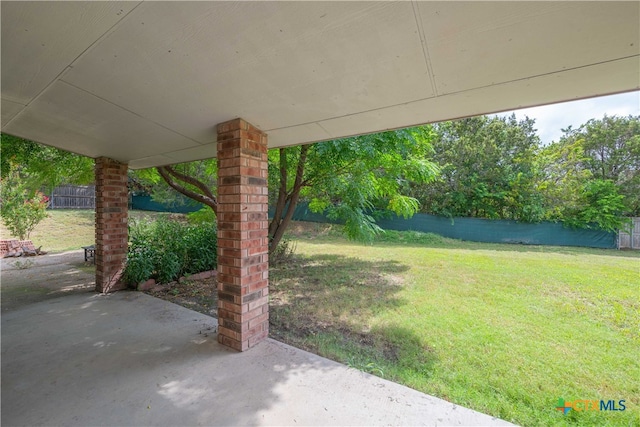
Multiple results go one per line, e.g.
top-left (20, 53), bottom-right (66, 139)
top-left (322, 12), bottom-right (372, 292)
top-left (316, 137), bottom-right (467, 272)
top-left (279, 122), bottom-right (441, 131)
top-left (0, 96), bottom-right (27, 106)
top-left (265, 54), bottom-right (640, 132)
top-left (315, 122), bottom-right (334, 139)
top-left (411, 1), bottom-right (438, 97)
top-left (2, 1), bottom-right (145, 129)
top-left (57, 79), bottom-right (205, 146)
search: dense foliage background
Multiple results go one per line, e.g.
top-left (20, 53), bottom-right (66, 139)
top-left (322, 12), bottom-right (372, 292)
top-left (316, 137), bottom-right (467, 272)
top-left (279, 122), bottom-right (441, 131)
top-left (3, 114), bottom-right (639, 238)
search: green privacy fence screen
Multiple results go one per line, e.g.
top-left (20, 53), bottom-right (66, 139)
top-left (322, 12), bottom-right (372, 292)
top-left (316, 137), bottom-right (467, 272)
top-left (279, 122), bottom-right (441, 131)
top-left (273, 202), bottom-right (617, 249)
top-left (130, 195), bottom-right (203, 214)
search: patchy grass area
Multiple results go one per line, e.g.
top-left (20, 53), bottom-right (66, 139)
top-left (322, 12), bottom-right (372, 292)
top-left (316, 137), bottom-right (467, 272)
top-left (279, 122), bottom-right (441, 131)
top-left (270, 223), bottom-right (640, 427)
top-left (0, 209), bottom-right (169, 253)
top-left (148, 276), bottom-right (218, 318)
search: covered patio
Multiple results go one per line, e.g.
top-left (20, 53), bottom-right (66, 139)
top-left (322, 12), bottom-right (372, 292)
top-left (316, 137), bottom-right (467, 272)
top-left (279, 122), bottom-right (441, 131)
top-left (2, 288), bottom-right (513, 426)
top-left (1, 1), bottom-right (638, 424)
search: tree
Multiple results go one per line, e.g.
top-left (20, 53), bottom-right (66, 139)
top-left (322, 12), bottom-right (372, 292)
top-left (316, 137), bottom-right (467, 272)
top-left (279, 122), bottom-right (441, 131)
top-left (413, 115), bottom-right (544, 221)
top-left (537, 115), bottom-right (639, 231)
top-left (0, 164), bottom-right (49, 240)
top-left (139, 161), bottom-right (219, 214)
top-left (537, 135), bottom-right (592, 221)
top-left (562, 179), bottom-right (629, 232)
top-left (150, 126), bottom-right (439, 253)
top-left (554, 115), bottom-right (640, 215)
top-left (0, 133), bottom-right (94, 194)
top-left (269, 126), bottom-right (439, 249)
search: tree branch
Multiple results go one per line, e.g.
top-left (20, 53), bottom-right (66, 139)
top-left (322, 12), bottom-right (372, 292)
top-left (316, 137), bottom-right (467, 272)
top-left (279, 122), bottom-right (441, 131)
top-left (162, 165), bottom-right (216, 201)
top-left (156, 166), bottom-right (217, 214)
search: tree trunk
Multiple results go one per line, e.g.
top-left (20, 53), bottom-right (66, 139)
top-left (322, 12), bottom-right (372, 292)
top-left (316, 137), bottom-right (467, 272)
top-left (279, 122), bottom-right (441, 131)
top-left (269, 148), bottom-right (288, 239)
top-left (268, 145), bottom-right (309, 253)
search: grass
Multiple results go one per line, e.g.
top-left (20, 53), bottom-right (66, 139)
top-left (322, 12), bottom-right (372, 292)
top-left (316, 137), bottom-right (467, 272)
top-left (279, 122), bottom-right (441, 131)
top-left (5, 211), bottom-right (638, 425)
top-left (270, 223), bottom-right (640, 427)
top-left (0, 209), bottom-right (169, 253)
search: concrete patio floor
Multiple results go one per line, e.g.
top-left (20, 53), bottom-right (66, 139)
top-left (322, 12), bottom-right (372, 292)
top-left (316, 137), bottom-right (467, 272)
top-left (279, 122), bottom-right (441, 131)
top-left (2, 263), bottom-right (515, 426)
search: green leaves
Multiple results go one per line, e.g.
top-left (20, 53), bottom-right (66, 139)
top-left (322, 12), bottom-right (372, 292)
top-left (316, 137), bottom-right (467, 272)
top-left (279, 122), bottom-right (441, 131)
top-left (281, 126), bottom-right (439, 243)
top-left (562, 179), bottom-right (630, 232)
top-left (0, 164), bottom-right (50, 240)
top-left (414, 115), bottom-right (543, 221)
top-left (123, 218), bottom-right (217, 286)
top-left (539, 115), bottom-right (640, 229)
top-left (0, 134), bottom-right (93, 194)
top-left (386, 195), bottom-right (420, 219)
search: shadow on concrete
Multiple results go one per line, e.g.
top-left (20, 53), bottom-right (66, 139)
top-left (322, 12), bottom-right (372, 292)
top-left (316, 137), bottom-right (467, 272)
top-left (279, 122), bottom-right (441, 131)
top-left (1, 292), bottom-right (512, 426)
top-left (1, 250), bottom-right (95, 313)
top-left (1, 249), bottom-right (512, 426)
top-left (2, 292), bottom-right (316, 426)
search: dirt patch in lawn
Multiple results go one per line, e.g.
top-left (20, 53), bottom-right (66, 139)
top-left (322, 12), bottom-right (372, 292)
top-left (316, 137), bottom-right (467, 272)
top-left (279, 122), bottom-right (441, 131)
top-left (145, 277), bottom-right (218, 318)
top-left (143, 248), bottom-right (414, 372)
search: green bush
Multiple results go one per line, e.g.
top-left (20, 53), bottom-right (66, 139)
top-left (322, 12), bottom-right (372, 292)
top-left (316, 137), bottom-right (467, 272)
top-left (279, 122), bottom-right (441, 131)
top-left (186, 207), bottom-right (217, 225)
top-left (563, 179), bottom-right (631, 232)
top-left (0, 165), bottom-right (49, 240)
top-left (123, 218), bottom-right (217, 286)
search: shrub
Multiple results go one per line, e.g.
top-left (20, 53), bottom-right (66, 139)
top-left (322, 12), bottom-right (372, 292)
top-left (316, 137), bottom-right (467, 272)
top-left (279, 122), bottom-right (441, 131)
top-left (563, 179), bottom-right (631, 232)
top-left (122, 218), bottom-right (217, 286)
top-left (270, 237), bottom-right (297, 266)
top-left (186, 207), bottom-right (217, 225)
top-left (0, 166), bottom-right (49, 240)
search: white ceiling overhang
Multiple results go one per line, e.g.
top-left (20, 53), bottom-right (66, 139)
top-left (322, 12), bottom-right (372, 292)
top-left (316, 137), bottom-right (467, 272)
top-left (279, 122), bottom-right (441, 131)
top-left (1, 1), bottom-right (639, 169)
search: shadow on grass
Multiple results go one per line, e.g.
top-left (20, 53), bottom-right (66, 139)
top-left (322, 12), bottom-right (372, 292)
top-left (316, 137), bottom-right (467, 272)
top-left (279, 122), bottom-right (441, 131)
top-left (269, 253), bottom-right (437, 379)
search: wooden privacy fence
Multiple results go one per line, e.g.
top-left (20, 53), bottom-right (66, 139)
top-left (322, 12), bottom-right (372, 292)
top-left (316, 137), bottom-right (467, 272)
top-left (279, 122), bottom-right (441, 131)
top-left (618, 217), bottom-right (640, 249)
top-left (48, 185), bottom-right (95, 209)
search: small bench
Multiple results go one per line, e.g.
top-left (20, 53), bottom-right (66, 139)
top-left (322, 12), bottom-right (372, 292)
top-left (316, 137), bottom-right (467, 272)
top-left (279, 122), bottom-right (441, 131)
top-left (82, 245), bottom-right (96, 263)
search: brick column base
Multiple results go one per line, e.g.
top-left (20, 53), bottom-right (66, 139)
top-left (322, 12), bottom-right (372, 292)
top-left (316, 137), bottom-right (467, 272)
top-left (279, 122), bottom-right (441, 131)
top-left (216, 118), bottom-right (269, 351)
top-left (95, 157), bottom-right (128, 293)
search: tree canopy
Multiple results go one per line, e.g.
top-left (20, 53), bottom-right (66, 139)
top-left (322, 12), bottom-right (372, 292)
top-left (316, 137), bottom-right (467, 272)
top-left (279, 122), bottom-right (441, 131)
top-left (269, 126), bottom-right (439, 249)
top-left (536, 115), bottom-right (639, 231)
top-left (143, 114), bottom-right (640, 237)
top-left (0, 133), bottom-right (94, 193)
top-left (7, 111), bottom-right (636, 239)
top-left (150, 126), bottom-right (439, 252)
top-left (411, 115), bottom-right (544, 222)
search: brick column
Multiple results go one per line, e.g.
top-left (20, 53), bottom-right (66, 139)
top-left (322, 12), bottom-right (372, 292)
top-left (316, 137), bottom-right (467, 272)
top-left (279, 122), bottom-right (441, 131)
top-left (95, 157), bottom-right (128, 293)
top-left (216, 118), bottom-right (269, 351)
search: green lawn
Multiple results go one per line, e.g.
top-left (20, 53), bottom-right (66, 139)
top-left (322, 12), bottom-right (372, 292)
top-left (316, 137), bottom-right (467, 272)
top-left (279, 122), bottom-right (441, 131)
top-left (270, 227), bottom-right (640, 427)
top-left (4, 212), bottom-right (638, 425)
top-left (0, 209), bottom-right (169, 253)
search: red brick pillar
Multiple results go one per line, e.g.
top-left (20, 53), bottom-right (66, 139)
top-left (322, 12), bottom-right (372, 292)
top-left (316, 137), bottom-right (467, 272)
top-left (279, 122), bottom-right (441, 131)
top-left (95, 157), bottom-right (128, 293)
top-left (216, 118), bottom-right (269, 351)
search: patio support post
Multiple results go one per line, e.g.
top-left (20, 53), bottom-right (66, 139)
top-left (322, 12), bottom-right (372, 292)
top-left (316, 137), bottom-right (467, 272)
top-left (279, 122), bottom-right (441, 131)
top-left (95, 157), bottom-right (129, 293)
top-left (216, 118), bottom-right (269, 351)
